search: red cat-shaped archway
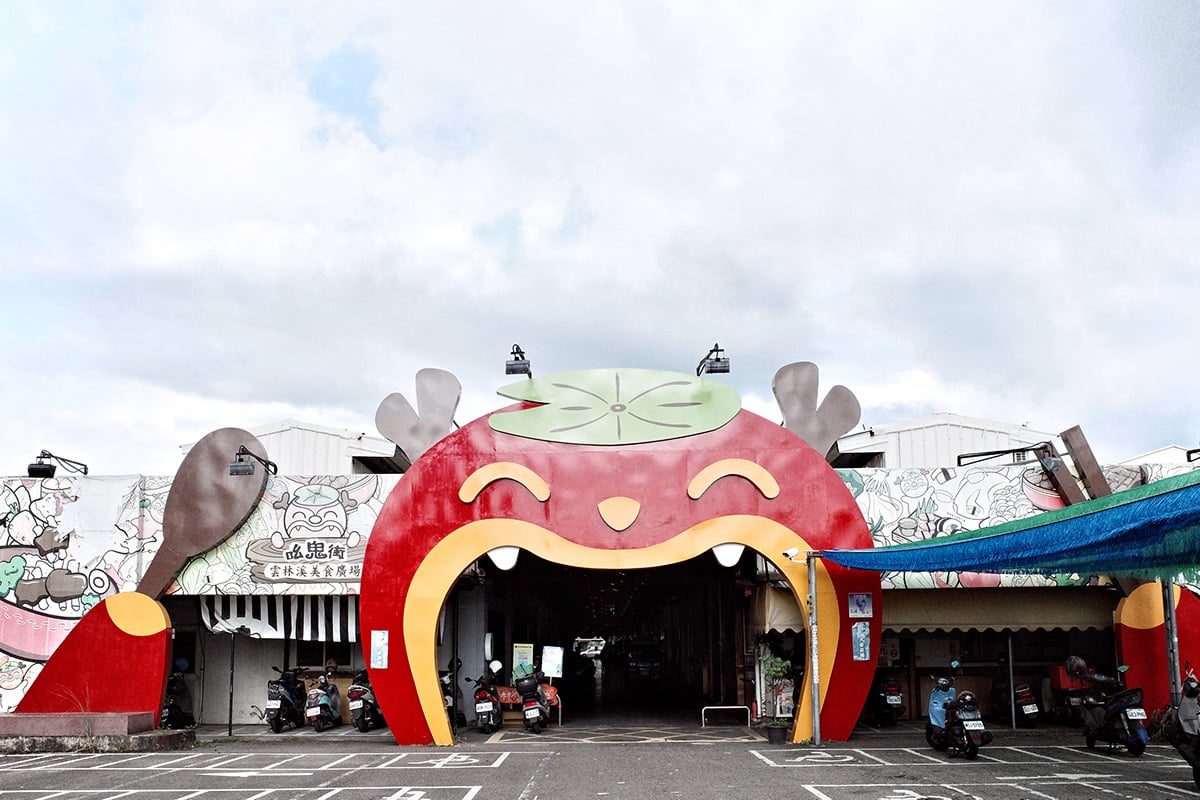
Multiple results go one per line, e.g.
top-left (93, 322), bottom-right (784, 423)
top-left (361, 368), bottom-right (880, 745)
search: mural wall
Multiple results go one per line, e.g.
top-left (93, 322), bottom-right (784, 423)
top-left (0, 461), bottom-right (1192, 712)
top-left (849, 462), bottom-right (1197, 590)
top-left (173, 474), bottom-right (399, 596)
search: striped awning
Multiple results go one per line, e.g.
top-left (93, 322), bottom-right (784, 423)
top-left (202, 595), bottom-right (359, 641)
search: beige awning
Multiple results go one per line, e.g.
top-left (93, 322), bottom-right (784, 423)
top-left (753, 585), bottom-right (808, 633)
top-left (880, 587), bottom-right (1118, 633)
top-left (752, 585), bottom-right (1118, 634)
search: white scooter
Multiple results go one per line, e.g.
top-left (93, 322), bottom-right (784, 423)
top-left (305, 671), bottom-right (342, 732)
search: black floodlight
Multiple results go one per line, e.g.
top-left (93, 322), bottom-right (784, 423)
top-left (505, 344), bottom-right (532, 377)
top-left (229, 445), bottom-right (278, 477)
top-left (695, 343), bottom-right (730, 376)
top-left (27, 450), bottom-right (89, 479)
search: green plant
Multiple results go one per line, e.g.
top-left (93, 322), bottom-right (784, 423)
top-left (760, 653), bottom-right (793, 725)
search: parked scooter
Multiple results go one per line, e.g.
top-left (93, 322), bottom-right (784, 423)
top-left (440, 658), bottom-right (467, 729)
top-left (305, 670), bottom-right (343, 732)
top-left (347, 669), bottom-right (384, 732)
top-left (514, 662), bottom-right (550, 734)
top-left (1068, 657), bottom-right (1147, 756)
top-left (264, 666), bottom-right (306, 733)
top-left (467, 660), bottom-right (504, 734)
top-left (160, 669), bottom-right (194, 729)
top-left (992, 669), bottom-right (1039, 727)
top-left (1166, 666), bottom-right (1200, 788)
top-left (925, 660), bottom-right (992, 759)
top-left (864, 672), bottom-right (905, 727)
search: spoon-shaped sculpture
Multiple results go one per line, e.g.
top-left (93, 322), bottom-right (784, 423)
top-left (138, 427), bottom-right (269, 598)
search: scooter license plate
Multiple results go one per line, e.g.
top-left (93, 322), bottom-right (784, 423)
top-left (886, 695), bottom-right (902, 705)
top-left (963, 720), bottom-right (986, 731)
top-left (1021, 704), bottom-right (1039, 714)
top-left (306, 707), bottom-right (321, 718)
top-left (349, 700), bottom-right (363, 710)
top-left (476, 701), bottom-right (494, 713)
top-left (1126, 708), bottom-right (1147, 719)
top-left (524, 707), bottom-right (541, 719)
top-left (265, 699), bottom-right (281, 709)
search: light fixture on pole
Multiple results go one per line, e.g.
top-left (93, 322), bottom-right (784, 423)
top-left (956, 441), bottom-right (1053, 467)
top-left (505, 344), bottom-right (532, 377)
top-left (228, 445), bottom-right (278, 477)
top-left (695, 343), bottom-right (730, 377)
top-left (27, 450), bottom-right (89, 479)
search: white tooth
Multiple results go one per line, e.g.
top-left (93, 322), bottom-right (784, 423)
top-left (487, 546), bottom-right (520, 571)
top-left (711, 543), bottom-right (745, 568)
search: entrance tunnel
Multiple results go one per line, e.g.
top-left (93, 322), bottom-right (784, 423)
top-left (465, 551), bottom-right (757, 721)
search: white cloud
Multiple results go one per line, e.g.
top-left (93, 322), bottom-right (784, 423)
top-left (2, 1), bottom-right (1198, 476)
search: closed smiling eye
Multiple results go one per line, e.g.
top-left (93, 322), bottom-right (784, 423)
top-left (687, 459), bottom-right (780, 500)
top-left (687, 459), bottom-right (781, 567)
top-left (458, 462), bottom-right (551, 503)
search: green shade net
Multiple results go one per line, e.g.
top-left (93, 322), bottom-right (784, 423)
top-left (824, 470), bottom-right (1200, 582)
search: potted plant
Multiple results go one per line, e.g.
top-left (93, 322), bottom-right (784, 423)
top-left (759, 652), bottom-right (793, 743)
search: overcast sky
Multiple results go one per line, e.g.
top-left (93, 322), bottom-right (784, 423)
top-left (3, 1), bottom-right (1199, 476)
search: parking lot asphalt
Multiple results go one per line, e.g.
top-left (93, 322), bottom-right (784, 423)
top-left (1, 718), bottom-right (1197, 800)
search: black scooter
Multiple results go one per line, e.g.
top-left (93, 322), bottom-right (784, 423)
top-left (926, 661), bottom-right (992, 759)
top-left (347, 669), bottom-right (384, 732)
top-left (467, 660), bottom-right (504, 734)
top-left (440, 658), bottom-right (467, 729)
top-left (264, 666), bottom-right (306, 733)
top-left (514, 663), bottom-right (550, 734)
top-left (1069, 659), bottom-right (1147, 756)
top-left (160, 670), bottom-right (194, 729)
top-left (865, 672), bottom-right (905, 727)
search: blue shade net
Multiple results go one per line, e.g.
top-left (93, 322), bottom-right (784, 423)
top-left (824, 470), bottom-right (1200, 582)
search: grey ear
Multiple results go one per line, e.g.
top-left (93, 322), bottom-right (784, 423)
top-left (375, 368), bottom-right (462, 462)
top-left (772, 362), bottom-right (861, 459)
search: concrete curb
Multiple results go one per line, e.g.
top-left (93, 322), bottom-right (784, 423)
top-left (0, 728), bottom-right (195, 753)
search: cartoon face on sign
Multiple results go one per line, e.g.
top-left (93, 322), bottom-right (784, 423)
top-left (360, 368), bottom-right (880, 745)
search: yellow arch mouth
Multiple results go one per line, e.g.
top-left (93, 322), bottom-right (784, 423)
top-left (404, 515), bottom-right (840, 744)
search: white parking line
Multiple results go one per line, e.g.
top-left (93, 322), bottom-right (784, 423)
top-left (1142, 780), bottom-right (1200, 797)
top-left (264, 753), bottom-right (307, 770)
top-left (148, 752), bottom-right (210, 769)
top-left (204, 754), bottom-right (256, 769)
top-left (319, 753), bottom-right (359, 770)
top-left (1007, 784), bottom-right (1059, 800)
top-left (900, 747), bottom-right (949, 762)
top-left (850, 749), bottom-right (892, 764)
top-left (1007, 746), bottom-right (1071, 762)
top-left (0, 754), bottom-right (61, 769)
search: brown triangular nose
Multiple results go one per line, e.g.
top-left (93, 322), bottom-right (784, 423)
top-left (597, 496), bottom-right (640, 532)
